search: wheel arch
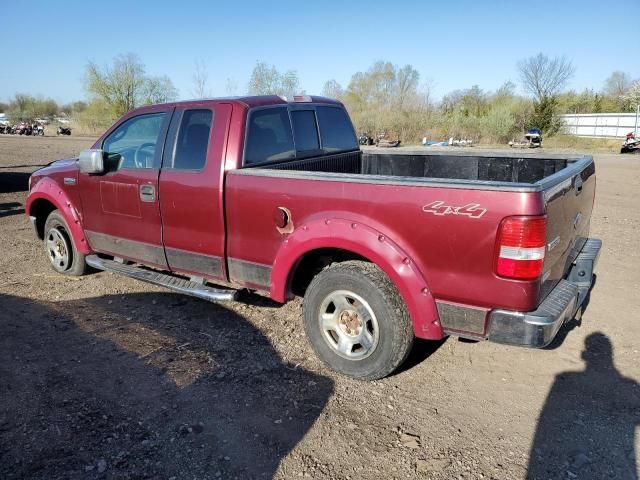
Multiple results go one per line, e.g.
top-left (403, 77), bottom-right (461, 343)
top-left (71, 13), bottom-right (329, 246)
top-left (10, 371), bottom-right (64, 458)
top-left (26, 178), bottom-right (90, 254)
top-left (270, 218), bottom-right (442, 340)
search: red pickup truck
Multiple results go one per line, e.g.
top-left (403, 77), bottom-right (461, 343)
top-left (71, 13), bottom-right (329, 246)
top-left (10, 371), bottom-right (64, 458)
top-left (26, 95), bottom-right (601, 380)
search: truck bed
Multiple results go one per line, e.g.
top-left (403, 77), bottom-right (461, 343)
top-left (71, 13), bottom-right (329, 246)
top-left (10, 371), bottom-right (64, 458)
top-left (245, 148), bottom-right (590, 189)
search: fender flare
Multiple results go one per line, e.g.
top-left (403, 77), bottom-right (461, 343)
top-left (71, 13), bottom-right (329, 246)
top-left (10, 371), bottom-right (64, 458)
top-left (26, 178), bottom-right (91, 254)
top-left (270, 217), bottom-right (442, 340)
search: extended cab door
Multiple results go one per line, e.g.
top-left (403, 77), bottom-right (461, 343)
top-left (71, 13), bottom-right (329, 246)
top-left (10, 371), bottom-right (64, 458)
top-left (79, 107), bottom-right (172, 268)
top-left (158, 103), bottom-right (232, 280)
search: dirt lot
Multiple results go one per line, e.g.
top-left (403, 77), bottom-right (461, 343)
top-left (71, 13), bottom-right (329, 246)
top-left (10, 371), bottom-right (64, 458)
top-left (1, 135), bottom-right (638, 480)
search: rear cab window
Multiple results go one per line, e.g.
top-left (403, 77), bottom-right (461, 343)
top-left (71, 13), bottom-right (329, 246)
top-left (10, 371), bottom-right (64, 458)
top-left (316, 106), bottom-right (358, 152)
top-left (291, 110), bottom-right (320, 154)
top-left (172, 109), bottom-right (213, 170)
top-left (244, 107), bottom-right (295, 165)
top-left (243, 104), bottom-right (358, 166)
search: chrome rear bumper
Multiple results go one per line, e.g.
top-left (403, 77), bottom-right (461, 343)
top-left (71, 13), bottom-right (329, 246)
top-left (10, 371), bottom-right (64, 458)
top-left (487, 238), bottom-right (602, 347)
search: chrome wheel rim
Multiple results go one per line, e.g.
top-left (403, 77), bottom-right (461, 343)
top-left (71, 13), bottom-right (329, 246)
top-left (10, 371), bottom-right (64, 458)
top-left (46, 227), bottom-right (70, 271)
top-left (318, 290), bottom-right (379, 360)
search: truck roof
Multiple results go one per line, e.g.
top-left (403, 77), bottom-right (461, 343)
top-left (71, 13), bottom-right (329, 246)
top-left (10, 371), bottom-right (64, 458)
top-left (144, 95), bottom-right (343, 111)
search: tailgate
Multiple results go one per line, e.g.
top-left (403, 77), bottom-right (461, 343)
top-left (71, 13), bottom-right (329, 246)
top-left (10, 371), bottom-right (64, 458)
top-left (540, 156), bottom-right (596, 300)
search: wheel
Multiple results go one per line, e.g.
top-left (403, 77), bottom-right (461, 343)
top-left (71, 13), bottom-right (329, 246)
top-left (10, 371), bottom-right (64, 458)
top-left (303, 261), bottom-right (414, 380)
top-left (44, 210), bottom-right (86, 276)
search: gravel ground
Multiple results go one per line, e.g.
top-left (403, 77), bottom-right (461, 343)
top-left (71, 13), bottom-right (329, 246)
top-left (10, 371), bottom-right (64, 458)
top-left (0, 134), bottom-right (638, 479)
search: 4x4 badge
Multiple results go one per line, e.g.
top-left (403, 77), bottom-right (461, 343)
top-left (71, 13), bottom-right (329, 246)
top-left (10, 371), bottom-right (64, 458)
top-left (422, 201), bottom-right (487, 219)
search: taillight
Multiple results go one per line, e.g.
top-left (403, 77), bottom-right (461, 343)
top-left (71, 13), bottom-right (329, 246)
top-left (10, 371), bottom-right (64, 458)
top-left (495, 216), bottom-right (547, 280)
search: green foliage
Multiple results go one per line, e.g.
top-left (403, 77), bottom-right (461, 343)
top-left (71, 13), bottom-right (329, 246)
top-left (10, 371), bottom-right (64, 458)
top-left (85, 53), bottom-right (178, 118)
top-left (623, 81), bottom-right (640, 109)
top-left (526, 96), bottom-right (562, 135)
top-left (247, 62), bottom-right (300, 98)
top-left (557, 89), bottom-right (625, 114)
top-left (71, 100), bottom-right (118, 135)
top-left (5, 93), bottom-right (59, 121)
top-left (340, 62), bottom-right (429, 142)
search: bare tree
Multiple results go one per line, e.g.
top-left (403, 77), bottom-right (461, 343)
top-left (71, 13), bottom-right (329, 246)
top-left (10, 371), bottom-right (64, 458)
top-left (225, 77), bottom-right (239, 96)
top-left (322, 79), bottom-right (344, 100)
top-left (192, 59), bottom-right (210, 98)
top-left (396, 65), bottom-right (419, 109)
top-left (604, 71), bottom-right (632, 97)
top-left (517, 53), bottom-right (575, 101)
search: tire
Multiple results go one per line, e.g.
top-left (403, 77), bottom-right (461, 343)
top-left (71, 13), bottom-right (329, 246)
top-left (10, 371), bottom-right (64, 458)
top-left (43, 210), bottom-right (86, 276)
top-left (303, 260), bottom-right (414, 380)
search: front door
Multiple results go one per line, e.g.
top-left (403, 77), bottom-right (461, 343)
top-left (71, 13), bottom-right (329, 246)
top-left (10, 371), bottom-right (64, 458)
top-left (79, 108), bottom-right (172, 268)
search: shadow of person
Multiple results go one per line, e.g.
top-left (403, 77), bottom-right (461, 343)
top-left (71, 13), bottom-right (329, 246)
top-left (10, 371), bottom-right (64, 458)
top-left (0, 292), bottom-right (334, 479)
top-left (527, 332), bottom-right (640, 479)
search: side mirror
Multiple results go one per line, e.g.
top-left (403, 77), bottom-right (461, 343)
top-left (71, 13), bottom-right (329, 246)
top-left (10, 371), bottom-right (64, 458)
top-left (78, 149), bottom-right (104, 174)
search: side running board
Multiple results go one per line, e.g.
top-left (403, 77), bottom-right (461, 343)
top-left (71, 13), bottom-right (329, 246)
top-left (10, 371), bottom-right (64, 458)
top-left (86, 255), bottom-right (237, 302)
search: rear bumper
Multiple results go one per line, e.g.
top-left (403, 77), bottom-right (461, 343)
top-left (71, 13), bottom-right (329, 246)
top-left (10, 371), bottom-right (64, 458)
top-left (487, 238), bottom-right (602, 348)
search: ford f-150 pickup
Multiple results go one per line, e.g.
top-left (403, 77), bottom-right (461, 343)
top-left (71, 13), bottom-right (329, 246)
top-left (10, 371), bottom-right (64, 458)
top-left (26, 95), bottom-right (601, 380)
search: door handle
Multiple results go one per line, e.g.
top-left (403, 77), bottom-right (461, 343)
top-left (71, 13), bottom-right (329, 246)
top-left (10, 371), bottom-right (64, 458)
top-left (139, 184), bottom-right (156, 202)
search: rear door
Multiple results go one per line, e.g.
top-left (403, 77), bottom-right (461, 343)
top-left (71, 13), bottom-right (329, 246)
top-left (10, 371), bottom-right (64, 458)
top-left (79, 108), bottom-right (172, 268)
top-left (158, 102), bottom-right (232, 280)
top-left (541, 159), bottom-right (596, 297)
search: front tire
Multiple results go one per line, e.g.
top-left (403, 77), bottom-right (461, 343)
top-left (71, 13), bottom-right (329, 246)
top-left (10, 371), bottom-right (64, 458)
top-left (303, 261), bottom-right (414, 380)
top-left (44, 210), bottom-right (86, 276)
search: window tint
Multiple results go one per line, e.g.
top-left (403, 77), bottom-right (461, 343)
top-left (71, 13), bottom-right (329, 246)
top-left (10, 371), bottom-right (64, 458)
top-left (245, 107), bottom-right (295, 165)
top-left (173, 109), bottom-right (213, 170)
top-left (103, 113), bottom-right (165, 169)
top-left (316, 107), bottom-right (358, 152)
top-left (291, 110), bottom-right (319, 153)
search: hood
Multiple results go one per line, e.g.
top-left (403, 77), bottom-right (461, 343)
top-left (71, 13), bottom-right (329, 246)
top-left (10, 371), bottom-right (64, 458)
top-left (32, 157), bottom-right (79, 176)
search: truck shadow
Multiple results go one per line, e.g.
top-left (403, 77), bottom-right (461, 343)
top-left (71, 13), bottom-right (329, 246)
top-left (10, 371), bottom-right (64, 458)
top-left (0, 172), bottom-right (31, 193)
top-left (527, 332), bottom-right (639, 479)
top-left (0, 202), bottom-right (25, 218)
top-left (0, 292), bottom-right (334, 479)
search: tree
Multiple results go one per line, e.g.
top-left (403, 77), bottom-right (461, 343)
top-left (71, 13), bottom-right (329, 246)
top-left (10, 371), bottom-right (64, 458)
top-left (604, 71), bottom-right (632, 97)
top-left (225, 77), bottom-right (239, 96)
top-left (527, 96), bottom-right (561, 133)
top-left (517, 53), bottom-right (575, 101)
top-left (247, 62), bottom-right (301, 97)
top-left (623, 81), bottom-right (640, 108)
top-left (192, 59), bottom-right (210, 98)
top-left (143, 75), bottom-right (178, 104)
top-left (322, 79), bottom-right (343, 99)
top-left (396, 65), bottom-right (420, 108)
top-left (85, 53), bottom-right (178, 117)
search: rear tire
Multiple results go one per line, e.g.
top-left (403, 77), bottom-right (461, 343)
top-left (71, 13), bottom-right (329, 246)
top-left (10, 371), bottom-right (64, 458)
top-left (44, 210), bottom-right (86, 276)
top-left (303, 261), bottom-right (414, 380)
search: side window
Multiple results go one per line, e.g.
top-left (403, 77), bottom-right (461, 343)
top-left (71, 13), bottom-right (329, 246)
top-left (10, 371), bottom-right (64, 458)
top-left (291, 110), bottom-right (320, 154)
top-left (172, 109), bottom-right (213, 170)
top-left (244, 107), bottom-right (295, 165)
top-left (103, 113), bottom-right (166, 169)
top-left (316, 106), bottom-right (358, 152)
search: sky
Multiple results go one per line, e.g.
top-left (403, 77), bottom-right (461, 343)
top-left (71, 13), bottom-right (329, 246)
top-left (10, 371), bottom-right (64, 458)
top-left (1, 0), bottom-right (638, 105)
